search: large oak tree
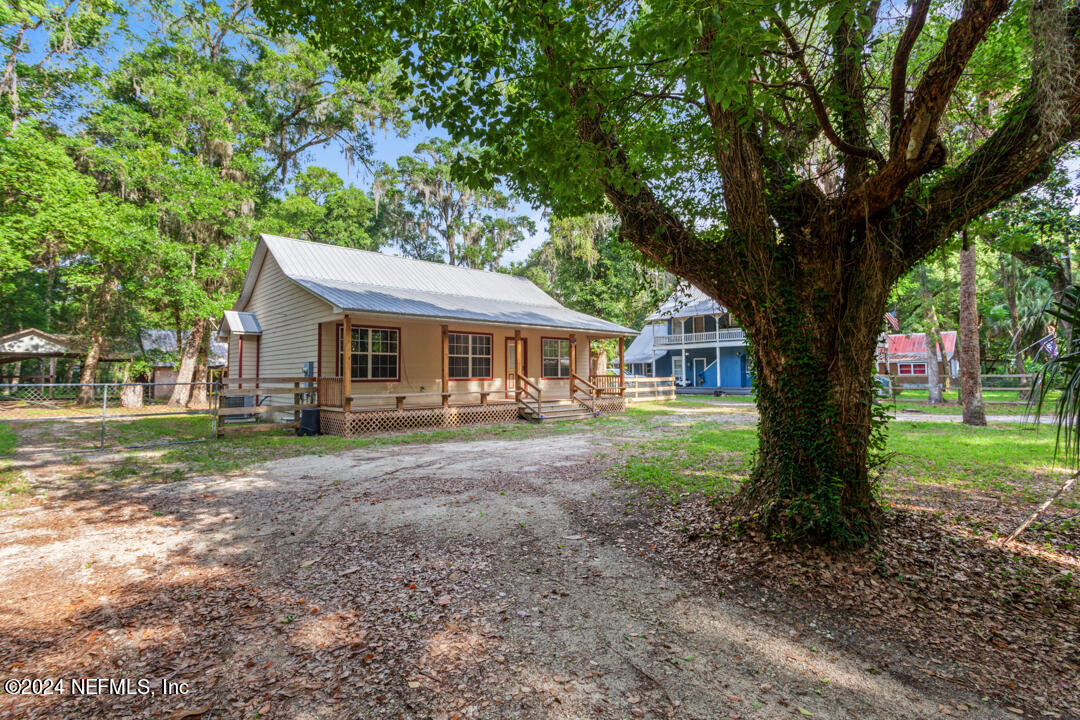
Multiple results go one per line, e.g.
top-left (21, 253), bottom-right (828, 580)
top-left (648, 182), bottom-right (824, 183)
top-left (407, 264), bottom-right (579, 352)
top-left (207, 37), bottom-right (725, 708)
top-left (257, 0), bottom-right (1080, 544)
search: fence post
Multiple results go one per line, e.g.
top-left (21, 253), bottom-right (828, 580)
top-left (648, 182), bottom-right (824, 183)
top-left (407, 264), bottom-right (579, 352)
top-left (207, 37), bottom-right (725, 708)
top-left (213, 378), bottom-right (222, 439)
top-left (100, 384), bottom-right (108, 450)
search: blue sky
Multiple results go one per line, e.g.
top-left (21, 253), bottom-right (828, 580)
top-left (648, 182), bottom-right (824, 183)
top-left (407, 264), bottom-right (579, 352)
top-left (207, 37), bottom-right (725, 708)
top-left (13, 2), bottom-right (549, 264)
top-left (305, 123), bottom-right (549, 264)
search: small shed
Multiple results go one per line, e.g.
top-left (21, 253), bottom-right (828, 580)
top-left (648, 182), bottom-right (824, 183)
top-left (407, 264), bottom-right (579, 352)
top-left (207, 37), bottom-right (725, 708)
top-left (139, 329), bottom-right (229, 398)
top-left (0, 328), bottom-right (131, 384)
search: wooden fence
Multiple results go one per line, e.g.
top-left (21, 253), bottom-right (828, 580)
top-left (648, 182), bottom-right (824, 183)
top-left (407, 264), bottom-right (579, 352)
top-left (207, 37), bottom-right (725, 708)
top-left (215, 376), bottom-right (317, 437)
top-left (886, 373), bottom-right (1037, 405)
top-left (625, 376), bottom-right (677, 403)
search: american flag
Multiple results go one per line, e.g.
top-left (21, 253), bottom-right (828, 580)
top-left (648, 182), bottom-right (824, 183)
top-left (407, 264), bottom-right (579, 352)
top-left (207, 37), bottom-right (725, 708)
top-left (1038, 333), bottom-right (1059, 359)
top-left (884, 311), bottom-right (900, 331)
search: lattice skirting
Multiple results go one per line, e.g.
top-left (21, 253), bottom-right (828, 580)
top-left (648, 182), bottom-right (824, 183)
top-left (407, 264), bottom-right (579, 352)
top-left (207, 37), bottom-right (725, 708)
top-left (595, 397), bottom-right (626, 414)
top-left (320, 403), bottom-right (521, 437)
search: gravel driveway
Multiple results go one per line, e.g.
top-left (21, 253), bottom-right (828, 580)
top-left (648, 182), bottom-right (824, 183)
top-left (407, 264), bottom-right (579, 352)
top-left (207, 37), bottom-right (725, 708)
top-left (0, 430), bottom-right (1014, 719)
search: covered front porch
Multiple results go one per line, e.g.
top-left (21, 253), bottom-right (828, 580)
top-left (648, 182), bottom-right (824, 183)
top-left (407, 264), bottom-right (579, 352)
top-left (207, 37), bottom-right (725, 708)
top-left (312, 315), bottom-right (627, 436)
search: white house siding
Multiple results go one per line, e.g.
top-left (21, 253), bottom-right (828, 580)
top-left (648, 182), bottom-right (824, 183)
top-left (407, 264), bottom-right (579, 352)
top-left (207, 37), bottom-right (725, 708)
top-left (227, 336), bottom-right (240, 378)
top-left (238, 252), bottom-right (331, 406)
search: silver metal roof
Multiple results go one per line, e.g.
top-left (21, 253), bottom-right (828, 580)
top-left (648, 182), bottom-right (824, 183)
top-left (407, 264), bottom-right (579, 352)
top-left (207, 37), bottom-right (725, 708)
top-left (246, 235), bottom-right (636, 336)
top-left (646, 284), bottom-right (725, 321)
top-left (218, 311), bottom-right (263, 336)
top-left (140, 328), bottom-right (228, 367)
top-left (623, 323), bottom-right (666, 363)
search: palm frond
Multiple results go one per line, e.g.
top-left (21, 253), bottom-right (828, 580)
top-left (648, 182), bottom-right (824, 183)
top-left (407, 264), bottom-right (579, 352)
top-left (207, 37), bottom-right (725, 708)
top-left (1029, 285), bottom-right (1080, 468)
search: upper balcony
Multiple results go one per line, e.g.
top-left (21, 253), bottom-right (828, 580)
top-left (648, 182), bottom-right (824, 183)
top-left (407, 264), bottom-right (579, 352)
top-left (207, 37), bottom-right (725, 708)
top-left (654, 328), bottom-right (746, 347)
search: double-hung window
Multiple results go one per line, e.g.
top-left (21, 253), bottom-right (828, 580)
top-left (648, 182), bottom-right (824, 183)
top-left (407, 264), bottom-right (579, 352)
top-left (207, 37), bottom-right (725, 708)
top-left (542, 338), bottom-right (571, 378)
top-left (448, 332), bottom-right (492, 379)
top-left (337, 326), bottom-right (399, 380)
top-left (897, 362), bottom-right (927, 375)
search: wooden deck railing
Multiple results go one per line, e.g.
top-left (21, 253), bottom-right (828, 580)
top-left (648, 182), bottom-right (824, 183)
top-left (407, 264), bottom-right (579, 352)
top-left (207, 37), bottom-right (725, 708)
top-left (346, 389), bottom-right (500, 409)
top-left (514, 372), bottom-right (543, 416)
top-left (571, 373), bottom-right (598, 412)
top-left (216, 376), bottom-right (316, 436)
top-left (318, 377), bottom-right (344, 408)
top-left (589, 374), bottom-right (625, 396)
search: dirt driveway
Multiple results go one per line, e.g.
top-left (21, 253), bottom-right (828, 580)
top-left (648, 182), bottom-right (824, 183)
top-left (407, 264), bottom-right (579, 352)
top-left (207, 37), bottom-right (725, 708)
top-left (0, 429), bottom-right (1017, 719)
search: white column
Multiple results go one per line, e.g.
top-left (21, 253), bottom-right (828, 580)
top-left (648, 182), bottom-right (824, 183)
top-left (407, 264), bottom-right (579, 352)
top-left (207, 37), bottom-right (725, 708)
top-left (714, 314), bottom-right (721, 388)
top-left (681, 347), bottom-right (687, 385)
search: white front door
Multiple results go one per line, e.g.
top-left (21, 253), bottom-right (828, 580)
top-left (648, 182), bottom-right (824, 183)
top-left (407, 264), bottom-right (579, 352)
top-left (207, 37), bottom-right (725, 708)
top-left (672, 355), bottom-right (684, 384)
top-left (505, 338), bottom-right (526, 398)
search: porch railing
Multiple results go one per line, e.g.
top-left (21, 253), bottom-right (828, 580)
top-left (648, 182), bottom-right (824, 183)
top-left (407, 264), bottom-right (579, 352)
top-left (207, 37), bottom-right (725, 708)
top-left (655, 328), bottom-right (745, 346)
top-left (318, 376), bottom-right (344, 408)
top-left (589, 374), bottom-right (625, 396)
top-left (514, 371), bottom-right (543, 416)
top-left (571, 373), bottom-right (598, 412)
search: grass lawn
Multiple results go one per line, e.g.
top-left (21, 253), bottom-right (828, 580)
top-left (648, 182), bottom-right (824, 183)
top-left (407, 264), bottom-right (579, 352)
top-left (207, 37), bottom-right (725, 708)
top-left (0, 422), bottom-right (29, 505)
top-left (885, 388), bottom-right (1061, 416)
top-left (613, 418), bottom-right (1079, 551)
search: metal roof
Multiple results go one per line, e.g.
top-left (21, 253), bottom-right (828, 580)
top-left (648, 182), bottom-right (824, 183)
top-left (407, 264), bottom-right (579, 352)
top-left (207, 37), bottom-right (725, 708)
top-left (623, 323), bottom-right (666, 363)
top-left (646, 284), bottom-right (725, 321)
top-left (245, 235), bottom-right (636, 336)
top-left (0, 328), bottom-right (131, 361)
top-left (886, 331), bottom-right (957, 360)
top-left (218, 311), bottom-right (263, 337)
top-left (140, 329), bottom-right (228, 367)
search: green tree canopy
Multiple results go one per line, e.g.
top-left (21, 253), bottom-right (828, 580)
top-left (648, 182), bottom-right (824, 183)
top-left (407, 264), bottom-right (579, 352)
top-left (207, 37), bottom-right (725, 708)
top-left (256, 0), bottom-right (1080, 544)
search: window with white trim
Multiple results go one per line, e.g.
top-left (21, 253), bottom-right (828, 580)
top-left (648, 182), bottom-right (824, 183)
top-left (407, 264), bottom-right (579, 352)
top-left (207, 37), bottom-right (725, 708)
top-left (337, 326), bottom-right (399, 379)
top-left (897, 362), bottom-right (927, 375)
top-left (542, 338), bottom-right (571, 378)
top-left (448, 333), bottom-right (492, 379)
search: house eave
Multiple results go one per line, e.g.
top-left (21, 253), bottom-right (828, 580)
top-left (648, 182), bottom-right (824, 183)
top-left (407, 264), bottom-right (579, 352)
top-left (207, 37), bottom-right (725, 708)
top-left (329, 306), bottom-right (637, 337)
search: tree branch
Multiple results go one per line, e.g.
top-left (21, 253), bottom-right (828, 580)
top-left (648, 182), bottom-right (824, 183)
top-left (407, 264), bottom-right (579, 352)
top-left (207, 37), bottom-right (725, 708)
top-left (831, 0), bottom-right (884, 182)
top-left (772, 16), bottom-right (884, 166)
top-left (905, 90), bottom-right (1080, 265)
top-left (889, 0), bottom-right (932, 148)
top-left (570, 90), bottom-right (745, 308)
top-left (846, 0), bottom-right (1010, 225)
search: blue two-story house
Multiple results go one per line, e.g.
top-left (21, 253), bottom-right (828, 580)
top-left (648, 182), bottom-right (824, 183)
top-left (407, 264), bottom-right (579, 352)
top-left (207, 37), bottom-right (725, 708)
top-left (625, 285), bottom-right (752, 393)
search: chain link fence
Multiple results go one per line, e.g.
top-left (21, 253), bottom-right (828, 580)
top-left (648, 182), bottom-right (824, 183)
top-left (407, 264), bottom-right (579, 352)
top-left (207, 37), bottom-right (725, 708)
top-left (0, 381), bottom-right (219, 452)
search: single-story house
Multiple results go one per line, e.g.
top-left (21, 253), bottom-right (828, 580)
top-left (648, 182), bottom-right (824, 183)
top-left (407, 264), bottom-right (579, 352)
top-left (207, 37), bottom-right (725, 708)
top-left (139, 329), bottom-right (228, 398)
top-left (0, 327), bottom-right (131, 384)
top-left (217, 234), bottom-right (637, 434)
top-left (640, 285), bottom-right (752, 392)
top-left (876, 331), bottom-right (958, 379)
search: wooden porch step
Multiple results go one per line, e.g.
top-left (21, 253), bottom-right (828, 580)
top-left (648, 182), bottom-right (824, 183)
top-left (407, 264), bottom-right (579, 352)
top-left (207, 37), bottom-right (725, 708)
top-left (518, 404), bottom-right (597, 423)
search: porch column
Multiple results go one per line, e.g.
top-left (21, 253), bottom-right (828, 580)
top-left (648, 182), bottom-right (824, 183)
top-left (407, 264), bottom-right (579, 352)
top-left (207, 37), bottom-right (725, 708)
top-left (514, 329), bottom-right (523, 401)
top-left (715, 314), bottom-right (721, 388)
top-left (343, 314), bottom-right (352, 412)
top-left (569, 333), bottom-right (577, 399)
top-left (681, 347), bottom-right (687, 385)
top-left (618, 336), bottom-right (625, 396)
top-left (441, 324), bottom-right (449, 407)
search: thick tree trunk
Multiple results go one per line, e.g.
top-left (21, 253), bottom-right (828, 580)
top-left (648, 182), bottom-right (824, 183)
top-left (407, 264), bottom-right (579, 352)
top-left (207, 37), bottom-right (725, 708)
top-left (736, 250), bottom-right (886, 546)
top-left (76, 333), bottom-right (102, 405)
top-left (920, 269), bottom-right (944, 403)
top-left (1000, 257), bottom-right (1028, 381)
top-left (167, 318), bottom-right (208, 407)
top-left (592, 349), bottom-right (608, 375)
top-left (959, 231), bottom-right (986, 426)
top-left (188, 331), bottom-right (211, 408)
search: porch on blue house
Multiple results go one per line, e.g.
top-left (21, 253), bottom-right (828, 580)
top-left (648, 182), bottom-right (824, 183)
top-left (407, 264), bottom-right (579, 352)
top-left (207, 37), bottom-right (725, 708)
top-left (652, 345), bottom-right (751, 392)
top-left (640, 284), bottom-right (754, 395)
